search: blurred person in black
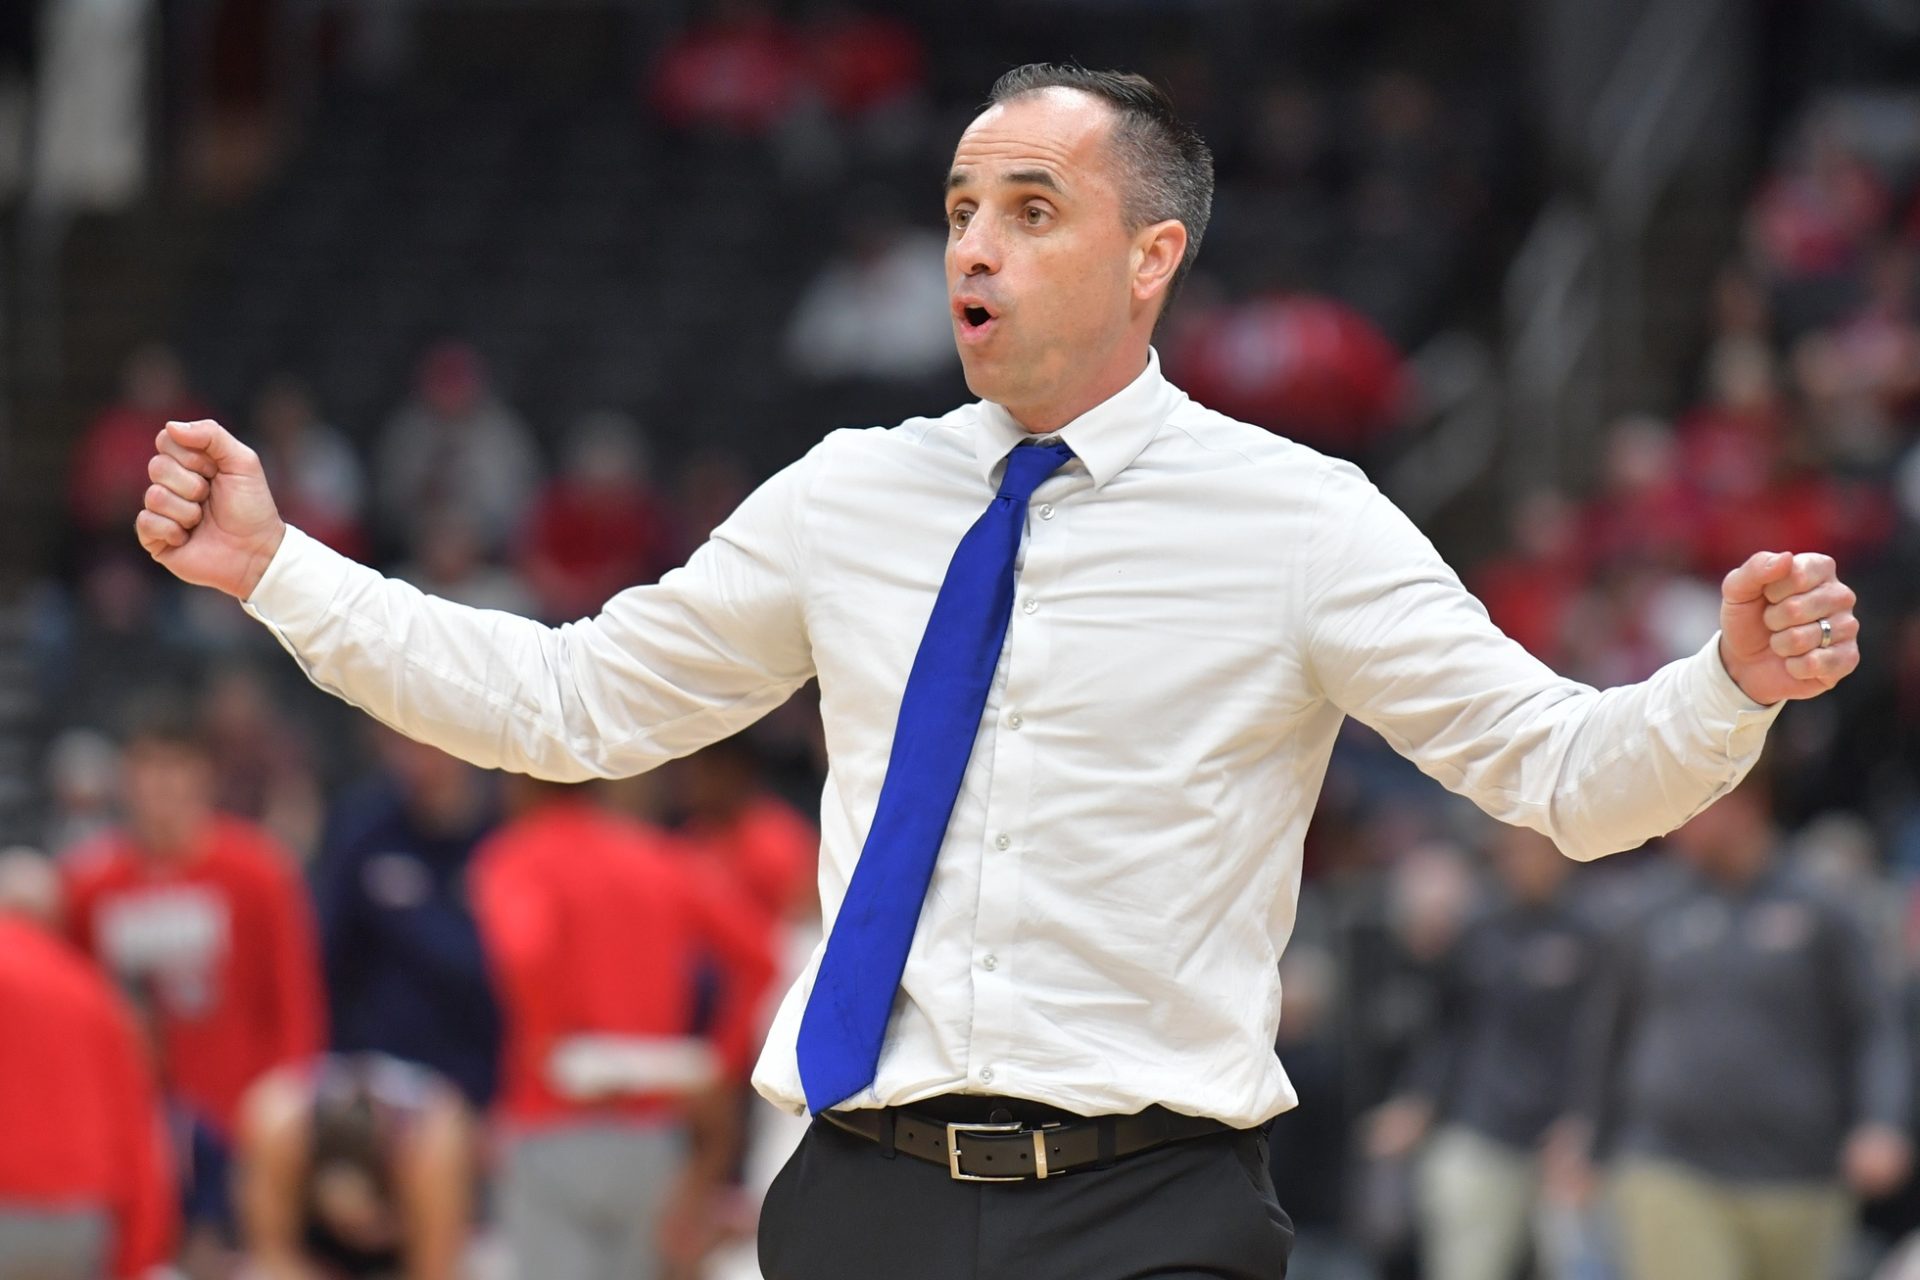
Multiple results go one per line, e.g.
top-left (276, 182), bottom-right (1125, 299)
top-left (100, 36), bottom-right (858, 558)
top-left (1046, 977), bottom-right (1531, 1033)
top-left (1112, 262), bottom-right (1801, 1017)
top-left (235, 1053), bottom-right (475, 1280)
top-left (1367, 826), bottom-right (1601, 1280)
top-left (1551, 773), bottom-right (1911, 1280)
top-left (310, 728), bottom-right (503, 1109)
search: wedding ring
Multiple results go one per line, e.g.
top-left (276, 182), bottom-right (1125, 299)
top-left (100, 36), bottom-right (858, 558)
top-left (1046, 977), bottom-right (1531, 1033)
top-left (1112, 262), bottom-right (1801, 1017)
top-left (1818, 617), bottom-right (1833, 649)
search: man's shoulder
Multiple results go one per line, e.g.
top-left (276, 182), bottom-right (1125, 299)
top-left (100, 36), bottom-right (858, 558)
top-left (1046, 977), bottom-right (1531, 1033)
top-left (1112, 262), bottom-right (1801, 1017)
top-left (813, 401), bottom-right (983, 455)
top-left (1161, 394), bottom-right (1371, 494)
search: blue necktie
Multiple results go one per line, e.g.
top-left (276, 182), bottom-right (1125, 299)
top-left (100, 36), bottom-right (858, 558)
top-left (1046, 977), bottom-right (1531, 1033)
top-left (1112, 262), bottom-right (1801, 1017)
top-left (796, 441), bottom-right (1074, 1113)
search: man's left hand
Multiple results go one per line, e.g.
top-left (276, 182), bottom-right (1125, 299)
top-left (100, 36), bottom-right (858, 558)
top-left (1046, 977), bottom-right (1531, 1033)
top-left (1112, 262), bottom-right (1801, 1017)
top-left (1719, 551), bottom-right (1860, 706)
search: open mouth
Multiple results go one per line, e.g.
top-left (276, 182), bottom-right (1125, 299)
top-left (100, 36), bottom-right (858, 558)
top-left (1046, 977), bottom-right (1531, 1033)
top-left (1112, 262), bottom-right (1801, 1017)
top-left (955, 299), bottom-right (998, 342)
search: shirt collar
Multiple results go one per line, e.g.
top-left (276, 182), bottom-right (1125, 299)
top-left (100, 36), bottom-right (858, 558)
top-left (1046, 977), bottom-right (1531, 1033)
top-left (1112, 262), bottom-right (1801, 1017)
top-left (972, 347), bottom-right (1176, 491)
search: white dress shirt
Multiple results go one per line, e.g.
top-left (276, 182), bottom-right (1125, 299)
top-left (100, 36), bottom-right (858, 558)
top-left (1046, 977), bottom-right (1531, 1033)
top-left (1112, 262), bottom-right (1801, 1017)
top-left (243, 350), bottom-right (1781, 1128)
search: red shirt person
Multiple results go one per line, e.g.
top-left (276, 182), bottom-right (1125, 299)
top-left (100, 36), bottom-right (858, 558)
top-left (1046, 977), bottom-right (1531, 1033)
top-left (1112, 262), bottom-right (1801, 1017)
top-left (472, 783), bottom-right (776, 1275)
top-left (0, 854), bottom-right (176, 1280)
top-left (69, 344), bottom-right (216, 539)
top-left (677, 735), bottom-right (818, 930)
top-left (471, 784), bottom-right (775, 1129)
top-left (62, 704), bottom-right (325, 1140)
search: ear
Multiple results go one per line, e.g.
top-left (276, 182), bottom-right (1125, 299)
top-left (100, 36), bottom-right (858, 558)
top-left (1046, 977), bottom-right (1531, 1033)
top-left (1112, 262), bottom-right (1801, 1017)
top-left (1130, 219), bottom-right (1187, 309)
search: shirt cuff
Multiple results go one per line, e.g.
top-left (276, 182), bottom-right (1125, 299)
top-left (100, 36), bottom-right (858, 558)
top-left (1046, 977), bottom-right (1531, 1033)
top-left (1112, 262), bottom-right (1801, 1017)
top-left (240, 524), bottom-right (354, 634)
top-left (1683, 631), bottom-right (1784, 762)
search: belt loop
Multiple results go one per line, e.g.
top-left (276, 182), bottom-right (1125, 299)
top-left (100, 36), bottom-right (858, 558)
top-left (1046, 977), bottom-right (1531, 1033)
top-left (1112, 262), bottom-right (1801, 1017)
top-left (879, 1108), bottom-right (897, 1159)
top-left (1094, 1116), bottom-right (1117, 1170)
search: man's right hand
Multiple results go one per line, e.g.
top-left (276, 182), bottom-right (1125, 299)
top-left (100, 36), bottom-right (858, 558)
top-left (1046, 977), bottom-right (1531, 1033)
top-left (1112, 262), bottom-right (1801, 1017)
top-left (135, 419), bottom-right (287, 600)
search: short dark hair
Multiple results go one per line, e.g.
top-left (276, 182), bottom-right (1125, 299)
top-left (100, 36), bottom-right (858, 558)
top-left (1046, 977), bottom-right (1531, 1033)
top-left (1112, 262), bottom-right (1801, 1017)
top-left (118, 693), bottom-right (212, 758)
top-left (984, 64), bottom-right (1215, 312)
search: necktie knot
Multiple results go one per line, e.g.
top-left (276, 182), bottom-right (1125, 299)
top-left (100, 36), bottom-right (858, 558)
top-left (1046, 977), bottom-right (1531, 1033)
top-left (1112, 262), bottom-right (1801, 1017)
top-left (996, 441), bottom-right (1074, 504)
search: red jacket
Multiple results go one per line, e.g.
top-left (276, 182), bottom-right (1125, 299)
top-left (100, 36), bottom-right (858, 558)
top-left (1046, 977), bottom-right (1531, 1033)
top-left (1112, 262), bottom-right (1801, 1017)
top-left (682, 794), bottom-right (818, 926)
top-left (63, 817), bottom-right (326, 1136)
top-left (0, 917), bottom-right (177, 1278)
top-left (472, 800), bottom-right (775, 1129)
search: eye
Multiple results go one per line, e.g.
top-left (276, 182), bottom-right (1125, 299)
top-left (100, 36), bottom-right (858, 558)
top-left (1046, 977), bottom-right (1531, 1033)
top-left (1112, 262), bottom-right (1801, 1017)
top-left (1022, 202), bottom-right (1053, 227)
top-left (948, 206), bottom-right (973, 232)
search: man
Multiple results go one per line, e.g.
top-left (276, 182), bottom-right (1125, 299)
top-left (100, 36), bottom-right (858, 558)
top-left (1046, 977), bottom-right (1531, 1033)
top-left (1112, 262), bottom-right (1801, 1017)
top-left (0, 849), bottom-right (176, 1280)
top-left (63, 702), bottom-right (327, 1143)
top-left (1553, 776), bottom-right (1909, 1280)
top-left (1367, 827), bottom-right (1603, 1280)
top-left (469, 776), bottom-right (774, 1280)
top-left (311, 727), bottom-right (503, 1109)
top-left (136, 65), bottom-right (1860, 1279)
top-left (234, 1053), bottom-right (475, 1280)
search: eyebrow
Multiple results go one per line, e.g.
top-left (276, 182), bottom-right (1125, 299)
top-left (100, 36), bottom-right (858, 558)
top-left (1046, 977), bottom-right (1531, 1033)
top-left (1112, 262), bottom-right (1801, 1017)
top-left (944, 167), bottom-right (1064, 195)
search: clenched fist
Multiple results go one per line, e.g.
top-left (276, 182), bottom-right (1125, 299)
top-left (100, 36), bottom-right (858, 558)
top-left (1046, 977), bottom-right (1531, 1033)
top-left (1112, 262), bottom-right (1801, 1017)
top-left (1718, 550), bottom-right (1860, 706)
top-left (135, 419), bottom-right (287, 600)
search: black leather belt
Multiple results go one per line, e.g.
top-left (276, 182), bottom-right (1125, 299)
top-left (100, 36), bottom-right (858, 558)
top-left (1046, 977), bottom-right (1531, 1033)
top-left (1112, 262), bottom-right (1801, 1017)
top-left (821, 1100), bottom-right (1234, 1182)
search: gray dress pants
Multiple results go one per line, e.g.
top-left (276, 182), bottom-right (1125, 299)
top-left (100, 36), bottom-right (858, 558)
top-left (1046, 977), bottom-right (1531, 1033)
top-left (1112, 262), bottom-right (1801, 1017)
top-left (500, 1124), bottom-right (683, 1280)
top-left (0, 1208), bottom-right (107, 1280)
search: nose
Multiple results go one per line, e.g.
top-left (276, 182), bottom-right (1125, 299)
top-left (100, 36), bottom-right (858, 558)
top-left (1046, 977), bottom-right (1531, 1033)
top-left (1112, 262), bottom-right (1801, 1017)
top-left (951, 218), bottom-right (1001, 278)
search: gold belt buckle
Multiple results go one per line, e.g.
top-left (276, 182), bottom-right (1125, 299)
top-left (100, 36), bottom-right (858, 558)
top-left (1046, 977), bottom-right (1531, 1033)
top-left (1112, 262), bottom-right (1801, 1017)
top-left (946, 1121), bottom-right (1026, 1182)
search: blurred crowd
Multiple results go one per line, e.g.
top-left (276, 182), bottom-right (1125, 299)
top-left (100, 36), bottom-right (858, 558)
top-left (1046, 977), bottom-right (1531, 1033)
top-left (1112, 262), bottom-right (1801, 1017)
top-left (4, 1), bottom-right (1920, 1279)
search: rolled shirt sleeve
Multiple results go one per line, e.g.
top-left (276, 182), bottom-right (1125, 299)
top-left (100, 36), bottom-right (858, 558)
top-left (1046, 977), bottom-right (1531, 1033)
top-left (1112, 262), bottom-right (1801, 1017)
top-left (243, 442), bottom-right (822, 780)
top-left (1305, 462), bottom-right (1782, 861)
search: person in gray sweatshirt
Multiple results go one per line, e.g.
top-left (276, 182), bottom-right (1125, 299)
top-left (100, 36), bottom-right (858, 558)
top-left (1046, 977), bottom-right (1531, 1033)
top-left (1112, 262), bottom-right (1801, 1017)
top-left (1368, 825), bottom-right (1603, 1280)
top-left (1552, 775), bottom-right (1911, 1280)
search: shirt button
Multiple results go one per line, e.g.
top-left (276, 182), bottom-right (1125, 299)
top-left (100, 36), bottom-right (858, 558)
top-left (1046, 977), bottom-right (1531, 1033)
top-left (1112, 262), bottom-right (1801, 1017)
top-left (1008, 712), bottom-right (1023, 729)
top-left (982, 955), bottom-right (998, 971)
top-left (994, 833), bottom-right (1011, 851)
top-left (1038, 504), bottom-right (1055, 520)
top-left (979, 1067), bottom-right (995, 1084)
top-left (1022, 599), bottom-right (1038, 614)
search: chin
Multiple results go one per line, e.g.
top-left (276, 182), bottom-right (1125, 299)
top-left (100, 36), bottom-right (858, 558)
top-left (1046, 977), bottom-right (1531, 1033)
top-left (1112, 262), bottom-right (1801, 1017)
top-left (958, 360), bottom-right (1001, 403)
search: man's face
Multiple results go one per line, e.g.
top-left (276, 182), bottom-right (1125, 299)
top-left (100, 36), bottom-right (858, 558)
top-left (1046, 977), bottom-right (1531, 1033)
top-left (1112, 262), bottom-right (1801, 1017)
top-left (944, 90), bottom-right (1141, 418)
top-left (121, 741), bottom-right (214, 854)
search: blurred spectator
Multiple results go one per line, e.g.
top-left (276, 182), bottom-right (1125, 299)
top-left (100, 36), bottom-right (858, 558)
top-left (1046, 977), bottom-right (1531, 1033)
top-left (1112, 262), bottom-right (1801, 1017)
top-left (61, 700), bottom-right (326, 1144)
top-left (375, 341), bottom-right (541, 557)
top-left (517, 412), bottom-right (682, 623)
top-left (1561, 777), bottom-right (1911, 1280)
top-left (677, 733), bottom-right (818, 932)
top-left (470, 778), bottom-right (775, 1280)
top-left (1796, 244), bottom-right (1920, 446)
top-left (68, 344), bottom-right (215, 541)
top-left (311, 730), bottom-right (502, 1109)
top-left (1469, 489), bottom-right (1586, 662)
top-left (1338, 72), bottom-right (1477, 343)
top-left (648, 0), bottom-right (809, 136)
top-left (1749, 117), bottom-right (1890, 309)
top-left (41, 728), bottom-right (121, 857)
top-left (782, 204), bottom-right (955, 383)
top-left (234, 1054), bottom-right (475, 1280)
top-left (803, 3), bottom-right (925, 121)
top-left (37, 550), bottom-right (202, 735)
top-left (1579, 415), bottom-right (1697, 572)
top-left (1367, 827), bottom-right (1602, 1280)
top-left (1341, 839), bottom-right (1476, 1262)
top-left (393, 507), bottom-right (538, 616)
top-left (250, 375), bottom-right (369, 561)
top-left (0, 849), bottom-right (177, 1280)
top-left (203, 663), bottom-right (324, 861)
top-left (1168, 293), bottom-right (1408, 461)
top-left (1266, 926), bottom-right (1375, 1280)
top-left (674, 449), bottom-right (755, 545)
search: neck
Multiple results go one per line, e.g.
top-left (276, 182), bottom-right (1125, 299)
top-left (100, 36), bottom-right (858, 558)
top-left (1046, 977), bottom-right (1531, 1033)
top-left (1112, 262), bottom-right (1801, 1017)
top-left (412, 776), bottom-right (483, 834)
top-left (133, 814), bottom-right (210, 863)
top-left (1004, 343), bottom-right (1151, 434)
